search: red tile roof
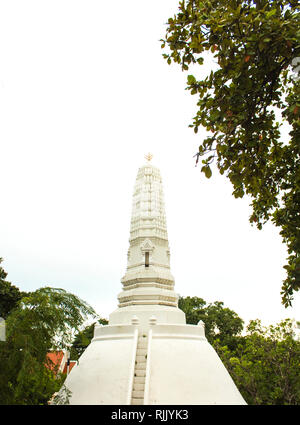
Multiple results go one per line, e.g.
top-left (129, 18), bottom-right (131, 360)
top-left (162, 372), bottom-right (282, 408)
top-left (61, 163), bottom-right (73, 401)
top-left (46, 351), bottom-right (65, 372)
top-left (46, 350), bottom-right (77, 376)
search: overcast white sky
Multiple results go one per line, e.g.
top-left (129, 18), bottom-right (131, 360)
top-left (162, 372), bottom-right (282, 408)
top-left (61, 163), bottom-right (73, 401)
top-left (0, 1), bottom-right (298, 328)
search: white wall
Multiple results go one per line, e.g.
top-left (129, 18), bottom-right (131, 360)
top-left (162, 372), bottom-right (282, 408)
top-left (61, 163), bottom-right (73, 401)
top-left (146, 324), bottom-right (246, 405)
top-left (64, 325), bottom-right (137, 405)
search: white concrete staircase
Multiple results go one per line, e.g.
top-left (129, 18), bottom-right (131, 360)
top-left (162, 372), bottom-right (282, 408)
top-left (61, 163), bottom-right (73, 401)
top-left (131, 333), bottom-right (148, 405)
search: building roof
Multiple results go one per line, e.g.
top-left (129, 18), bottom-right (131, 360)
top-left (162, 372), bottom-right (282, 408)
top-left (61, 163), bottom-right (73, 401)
top-left (46, 350), bottom-right (76, 375)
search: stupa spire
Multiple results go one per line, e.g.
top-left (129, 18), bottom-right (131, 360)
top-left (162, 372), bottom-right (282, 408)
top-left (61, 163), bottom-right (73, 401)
top-left (109, 160), bottom-right (185, 326)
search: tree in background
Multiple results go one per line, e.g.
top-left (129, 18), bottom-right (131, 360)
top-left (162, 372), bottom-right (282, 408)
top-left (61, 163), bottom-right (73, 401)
top-left (0, 285), bottom-right (98, 405)
top-left (70, 318), bottom-right (108, 361)
top-left (216, 319), bottom-right (300, 404)
top-left (161, 0), bottom-right (300, 307)
top-left (179, 295), bottom-right (300, 404)
top-left (178, 296), bottom-right (244, 349)
top-left (0, 258), bottom-right (26, 319)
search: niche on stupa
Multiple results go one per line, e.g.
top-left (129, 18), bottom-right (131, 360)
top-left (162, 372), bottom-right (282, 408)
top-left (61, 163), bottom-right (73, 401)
top-left (140, 238), bottom-right (155, 267)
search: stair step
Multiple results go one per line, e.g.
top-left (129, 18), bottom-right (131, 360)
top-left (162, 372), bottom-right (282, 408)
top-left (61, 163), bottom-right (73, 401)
top-left (131, 332), bottom-right (149, 405)
top-left (132, 390), bottom-right (144, 398)
top-left (133, 383), bottom-right (145, 391)
top-left (135, 363), bottom-right (146, 370)
top-left (131, 398), bottom-right (143, 405)
top-left (137, 344), bottom-right (148, 350)
top-left (134, 369), bottom-right (146, 377)
top-left (135, 355), bottom-right (147, 363)
top-left (134, 376), bottom-right (145, 384)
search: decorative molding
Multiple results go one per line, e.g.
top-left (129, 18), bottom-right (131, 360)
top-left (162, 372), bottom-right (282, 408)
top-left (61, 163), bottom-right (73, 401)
top-left (140, 238), bottom-right (155, 254)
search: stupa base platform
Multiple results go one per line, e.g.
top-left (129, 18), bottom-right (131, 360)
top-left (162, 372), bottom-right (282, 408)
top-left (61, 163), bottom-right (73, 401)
top-left (59, 319), bottom-right (246, 405)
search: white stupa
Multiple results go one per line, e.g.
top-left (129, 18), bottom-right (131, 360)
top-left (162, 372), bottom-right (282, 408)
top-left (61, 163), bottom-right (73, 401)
top-left (61, 156), bottom-right (246, 405)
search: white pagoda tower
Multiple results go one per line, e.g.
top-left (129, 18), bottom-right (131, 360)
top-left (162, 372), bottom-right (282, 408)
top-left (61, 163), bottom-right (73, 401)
top-left (61, 157), bottom-right (246, 405)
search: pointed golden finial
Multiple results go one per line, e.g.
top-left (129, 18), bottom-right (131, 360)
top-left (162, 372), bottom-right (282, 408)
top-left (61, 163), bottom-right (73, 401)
top-left (144, 153), bottom-right (153, 162)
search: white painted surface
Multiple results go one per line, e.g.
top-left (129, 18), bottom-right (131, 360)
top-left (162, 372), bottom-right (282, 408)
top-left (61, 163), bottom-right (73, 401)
top-left (116, 163), bottom-right (179, 309)
top-left (62, 321), bottom-right (246, 405)
top-left (109, 304), bottom-right (186, 328)
top-left (147, 324), bottom-right (246, 405)
top-left (110, 162), bottom-right (186, 328)
top-left (63, 325), bottom-right (136, 405)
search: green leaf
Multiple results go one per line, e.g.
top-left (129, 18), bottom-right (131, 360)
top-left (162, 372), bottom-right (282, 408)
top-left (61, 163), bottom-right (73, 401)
top-left (187, 74), bottom-right (196, 84)
top-left (201, 165), bottom-right (212, 178)
top-left (266, 9), bottom-right (277, 19)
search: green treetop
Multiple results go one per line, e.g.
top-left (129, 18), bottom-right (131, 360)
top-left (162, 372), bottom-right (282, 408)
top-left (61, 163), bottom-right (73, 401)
top-left (0, 284), bottom-right (98, 405)
top-left (161, 0), bottom-right (300, 307)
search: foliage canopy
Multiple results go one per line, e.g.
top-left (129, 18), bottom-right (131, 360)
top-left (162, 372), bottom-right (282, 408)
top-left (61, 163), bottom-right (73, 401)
top-left (161, 0), bottom-right (300, 306)
top-left (216, 318), bottom-right (300, 404)
top-left (179, 296), bottom-right (300, 404)
top-left (0, 285), bottom-right (98, 404)
top-left (178, 296), bottom-right (244, 349)
top-left (0, 258), bottom-right (25, 319)
top-left (70, 317), bottom-right (108, 360)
